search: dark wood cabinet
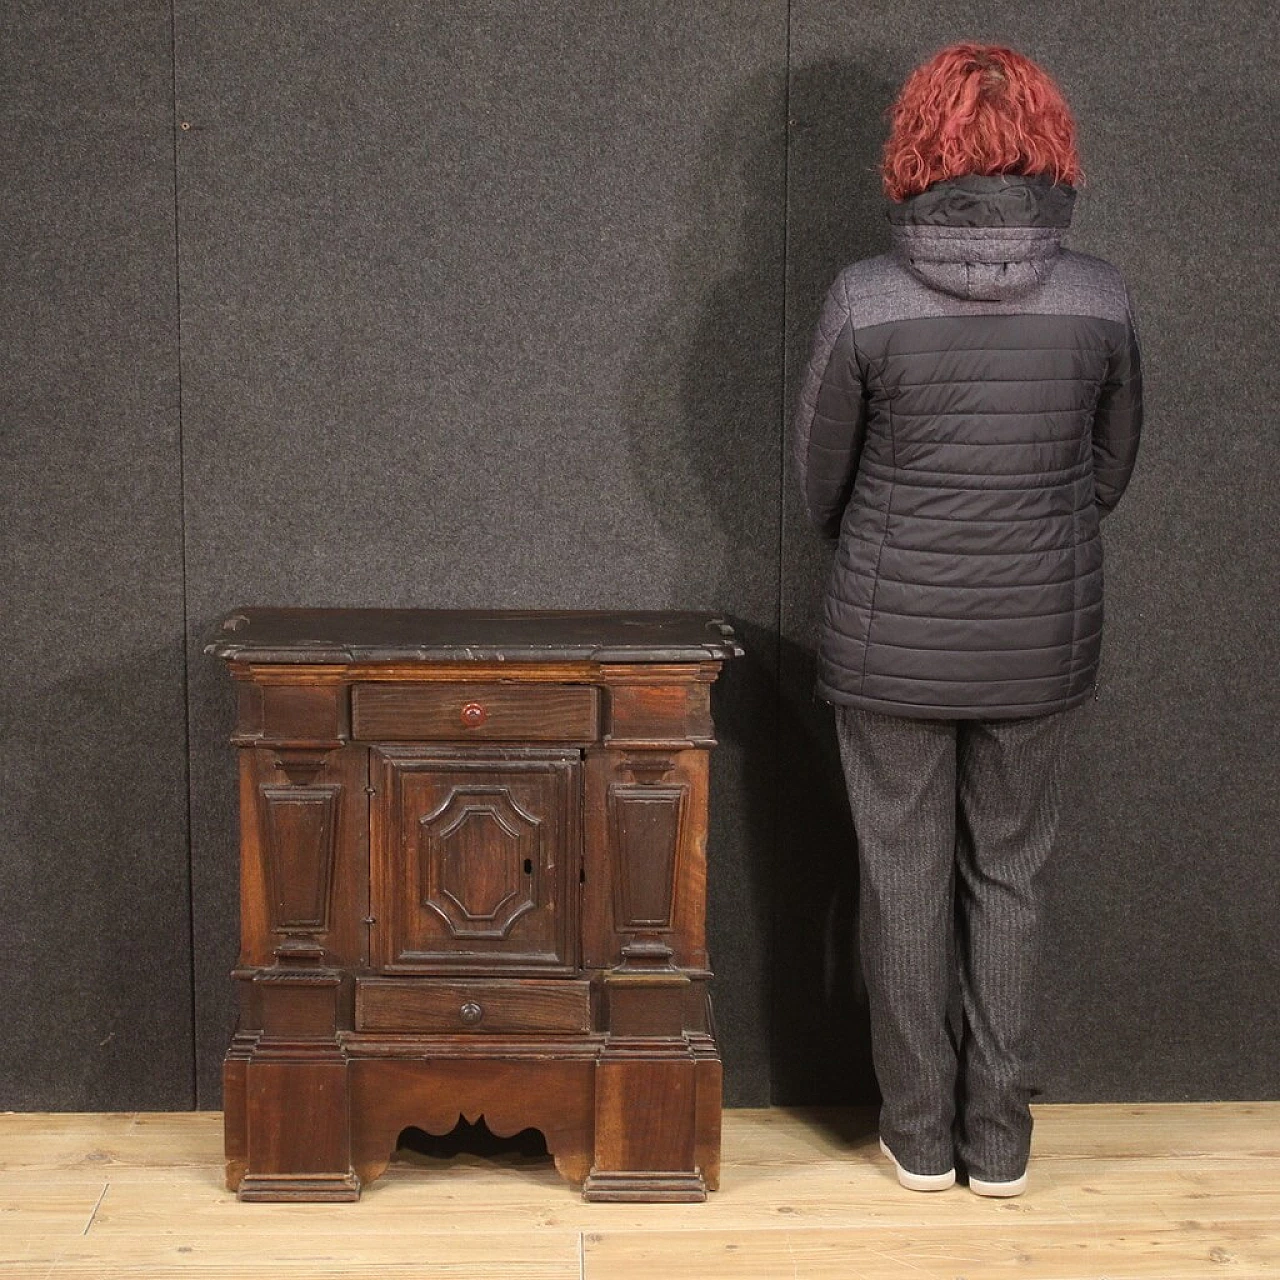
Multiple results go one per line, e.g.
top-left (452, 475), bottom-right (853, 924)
top-left (206, 608), bottom-right (740, 1202)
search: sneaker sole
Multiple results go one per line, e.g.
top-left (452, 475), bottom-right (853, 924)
top-left (969, 1171), bottom-right (1028, 1197)
top-left (878, 1137), bottom-right (955, 1192)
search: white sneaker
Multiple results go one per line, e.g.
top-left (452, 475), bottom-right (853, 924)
top-left (968, 1170), bottom-right (1028, 1197)
top-left (878, 1137), bottom-right (956, 1191)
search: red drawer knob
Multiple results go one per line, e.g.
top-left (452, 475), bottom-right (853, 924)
top-left (460, 701), bottom-right (487, 728)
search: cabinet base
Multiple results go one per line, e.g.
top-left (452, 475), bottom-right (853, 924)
top-left (225, 1046), bottom-right (721, 1203)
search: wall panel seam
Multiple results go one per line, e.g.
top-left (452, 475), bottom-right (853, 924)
top-left (168, 0), bottom-right (198, 1111)
top-left (769, 0), bottom-right (793, 1108)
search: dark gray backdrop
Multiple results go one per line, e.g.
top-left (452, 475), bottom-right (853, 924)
top-left (3, 0), bottom-right (1276, 1112)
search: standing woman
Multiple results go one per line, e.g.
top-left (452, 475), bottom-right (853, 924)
top-left (792, 43), bottom-right (1142, 1196)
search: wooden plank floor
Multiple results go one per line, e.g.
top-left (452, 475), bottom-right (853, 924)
top-left (1, 1104), bottom-right (1277, 1278)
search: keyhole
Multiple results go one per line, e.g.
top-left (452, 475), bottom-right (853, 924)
top-left (523, 858), bottom-right (533, 875)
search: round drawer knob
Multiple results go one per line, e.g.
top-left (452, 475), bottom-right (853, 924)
top-left (459, 701), bottom-right (487, 728)
top-left (459, 1001), bottom-right (483, 1026)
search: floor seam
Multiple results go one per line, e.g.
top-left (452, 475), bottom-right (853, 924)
top-left (82, 1181), bottom-right (110, 1236)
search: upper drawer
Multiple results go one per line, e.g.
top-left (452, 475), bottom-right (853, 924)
top-left (351, 681), bottom-right (599, 742)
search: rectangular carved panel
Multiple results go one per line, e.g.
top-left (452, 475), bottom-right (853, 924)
top-left (371, 748), bottom-right (581, 973)
top-left (255, 972), bottom-right (342, 1038)
top-left (591, 1058), bottom-right (697, 1174)
top-left (234, 679), bottom-right (348, 745)
top-left (238, 745), bottom-right (369, 969)
top-left (583, 747), bottom-right (709, 970)
top-left (259, 783), bottom-right (339, 933)
top-left (352, 682), bottom-right (597, 742)
top-left (608, 782), bottom-right (687, 930)
top-left (245, 1060), bottom-right (353, 1183)
top-left (604, 674), bottom-right (714, 746)
top-left (602, 971), bottom-right (691, 1037)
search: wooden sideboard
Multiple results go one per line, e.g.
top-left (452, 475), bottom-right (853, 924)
top-left (205, 607), bottom-right (741, 1202)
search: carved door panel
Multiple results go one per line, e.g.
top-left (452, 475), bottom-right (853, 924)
top-left (371, 747), bottom-right (581, 974)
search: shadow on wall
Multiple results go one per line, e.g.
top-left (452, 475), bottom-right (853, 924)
top-left (617, 61), bottom-right (787, 1106)
top-left (188, 607), bottom-right (246, 1108)
top-left (771, 56), bottom-right (907, 1106)
top-left (617, 54), bottom-right (907, 1105)
top-left (0, 636), bottom-right (196, 1110)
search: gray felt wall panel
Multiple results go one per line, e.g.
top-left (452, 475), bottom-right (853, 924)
top-left (780, 0), bottom-right (1279, 1103)
top-left (174, 1), bottom-right (787, 1107)
top-left (5, 0), bottom-right (1274, 1116)
top-left (0, 1), bottom-right (192, 1108)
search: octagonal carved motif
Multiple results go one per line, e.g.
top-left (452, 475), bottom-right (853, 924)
top-left (418, 786), bottom-right (541, 939)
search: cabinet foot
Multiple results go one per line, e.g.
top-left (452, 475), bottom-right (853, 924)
top-left (588, 1053), bottom-right (721, 1199)
top-left (582, 1169), bottom-right (707, 1202)
top-left (236, 1171), bottom-right (362, 1202)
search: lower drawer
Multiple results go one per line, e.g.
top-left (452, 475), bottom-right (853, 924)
top-left (356, 978), bottom-right (592, 1035)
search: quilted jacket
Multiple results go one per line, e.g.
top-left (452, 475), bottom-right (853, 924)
top-left (793, 172), bottom-right (1143, 718)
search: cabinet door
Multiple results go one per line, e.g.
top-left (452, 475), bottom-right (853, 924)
top-left (371, 748), bottom-right (580, 974)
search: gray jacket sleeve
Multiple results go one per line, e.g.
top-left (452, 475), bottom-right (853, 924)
top-left (1092, 285), bottom-right (1144, 518)
top-left (792, 271), bottom-right (868, 542)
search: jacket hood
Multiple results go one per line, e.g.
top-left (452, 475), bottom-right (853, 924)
top-left (886, 173), bottom-right (1076, 301)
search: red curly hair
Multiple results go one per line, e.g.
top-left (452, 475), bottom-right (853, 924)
top-left (882, 43), bottom-right (1083, 202)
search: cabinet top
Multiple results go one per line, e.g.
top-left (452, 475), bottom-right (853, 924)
top-left (204, 607), bottom-right (743, 664)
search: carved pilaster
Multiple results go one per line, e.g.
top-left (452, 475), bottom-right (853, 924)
top-left (608, 774), bottom-right (687, 940)
top-left (259, 770), bottom-right (340, 964)
top-left (238, 742), bottom-right (369, 971)
top-left (584, 747), bottom-right (708, 971)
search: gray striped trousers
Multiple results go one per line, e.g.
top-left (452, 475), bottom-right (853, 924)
top-left (833, 701), bottom-right (1086, 1182)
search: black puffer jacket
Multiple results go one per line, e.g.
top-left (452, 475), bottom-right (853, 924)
top-left (793, 173), bottom-right (1143, 718)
